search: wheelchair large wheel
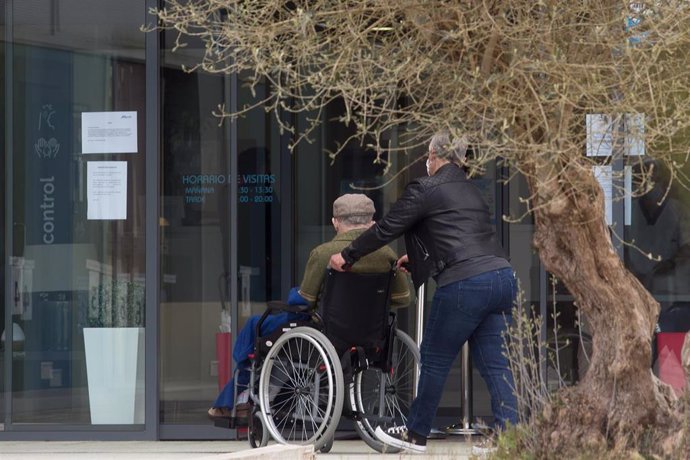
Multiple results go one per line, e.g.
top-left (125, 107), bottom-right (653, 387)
top-left (259, 327), bottom-right (344, 451)
top-left (351, 329), bottom-right (420, 453)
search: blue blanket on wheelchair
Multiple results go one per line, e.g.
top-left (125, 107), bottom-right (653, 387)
top-left (213, 288), bottom-right (309, 410)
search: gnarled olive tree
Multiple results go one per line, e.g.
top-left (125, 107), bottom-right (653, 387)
top-left (155, 1), bottom-right (690, 455)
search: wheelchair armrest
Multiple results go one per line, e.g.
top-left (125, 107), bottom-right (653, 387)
top-left (255, 301), bottom-right (311, 342)
top-left (266, 300), bottom-right (310, 314)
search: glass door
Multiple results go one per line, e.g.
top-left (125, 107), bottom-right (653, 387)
top-left (159, 55), bottom-right (233, 427)
top-left (159, 30), bottom-right (286, 434)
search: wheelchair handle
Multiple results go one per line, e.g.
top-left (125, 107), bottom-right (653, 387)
top-left (254, 307), bottom-right (277, 344)
top-left (255, 305), bottom-right (292, 345)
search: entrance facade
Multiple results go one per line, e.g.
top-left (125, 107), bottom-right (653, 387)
top-left (3, 0), bottom-right (686, 441)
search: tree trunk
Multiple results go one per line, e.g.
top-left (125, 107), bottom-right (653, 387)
top-left (525, 160), bottom-right (683, 455)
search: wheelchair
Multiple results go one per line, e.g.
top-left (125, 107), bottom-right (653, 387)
top-left (237, 268), bottom-right (420, 453)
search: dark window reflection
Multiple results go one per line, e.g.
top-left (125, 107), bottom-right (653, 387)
top-left (626, 162), bottom-right (690, 324)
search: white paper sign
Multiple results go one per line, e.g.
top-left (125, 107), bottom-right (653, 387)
top-left (87, 161), bottom-right (127, 220)
top-left (586, 113), bottom-right (645, 157)
top-left (82, 111), bottom-right (137, 154)
top-left (625, 113), bottom-right (645, 156)
top-left (586, 114), bottom-right (614, 157)
top-left (593, 165), bottom-right (613, 225)
top-left (624, 165), bottom-right (632, 225)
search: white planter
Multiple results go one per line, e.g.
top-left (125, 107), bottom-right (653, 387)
top-left (84, 327), bottom-right (145, 424)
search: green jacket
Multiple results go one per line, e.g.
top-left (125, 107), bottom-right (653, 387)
top-left (298, 228), bottom-right (412, 307)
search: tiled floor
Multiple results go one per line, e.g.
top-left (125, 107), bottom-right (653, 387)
top-left (0, 439), bottom-right (474, 459)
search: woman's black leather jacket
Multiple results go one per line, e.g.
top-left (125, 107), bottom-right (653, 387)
top-left (341, 163), bottom-right (506, 289)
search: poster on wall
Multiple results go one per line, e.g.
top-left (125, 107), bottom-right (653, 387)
top-left (26, 52), bottom-right (74, 247)
top-left (81, 111), bottom-right (138, 154)
top-left (87, 161), bottom-right (128, 220)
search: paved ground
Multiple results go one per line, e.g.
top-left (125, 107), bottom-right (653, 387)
top-left (0, 439), bottom-right (474, 459)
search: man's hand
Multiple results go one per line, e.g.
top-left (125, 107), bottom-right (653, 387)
top-left (329, 253), bottom-right (348, 272)
top-left (396, 254), bottom-right (410, 273)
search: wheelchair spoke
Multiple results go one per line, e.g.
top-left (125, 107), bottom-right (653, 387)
top-left (394, 367), bottom-right (415, 391)
top-left (302, 341), bottom-right (316, 386)
top-left (286, 340), bottom-right (304, 388)
top-left (389, 392), bottom-right (406, 423)
top-left (272, 357), bottom-right (293, 387)
top-left (293, 338), bottom-right (307, 387)
top-left (297, 339), bottom-right (316, 388)
top-left (278, 396), bottom-right (299, 427)
top-left (392, 391), bottom-right (410, 413)
top-left (303, 396), bottom-right (317, 441)
top-left (270, 390), bottom-right (296, 414)
top-left (284, 409), bottom-right (298, 441)
top-left (305, 403), bottom-right (321, 437)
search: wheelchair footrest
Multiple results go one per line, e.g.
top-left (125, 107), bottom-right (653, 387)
top-left (213, 416), bottom-right (249, 430)
top-left (357, 413), bottom-right (395, 424)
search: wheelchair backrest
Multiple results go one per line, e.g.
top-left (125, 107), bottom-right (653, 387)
top-left (319, 268), bottom-right (395, 355)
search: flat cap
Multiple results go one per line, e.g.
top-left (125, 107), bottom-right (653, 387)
top-left (333, 193), bottom-right (375, 218)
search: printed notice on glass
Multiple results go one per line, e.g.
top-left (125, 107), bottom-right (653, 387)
top-left (624, 165), bottom-right (632, 225)
top-left (586, 113), bottom-right (645, 157)
top-left (586, 114), bottom-right (614, 157)
top-left (593, 165), bottom-right (613, 225)
top-left (81, 111), bottom-right (137, 154)
top-left (87, 161), bottom-right (127, 220)
top-left (625, 113), bottom-right (645, 156)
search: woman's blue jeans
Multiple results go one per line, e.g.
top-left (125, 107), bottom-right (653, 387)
top-left (406, 268), bottom-right (518, 437)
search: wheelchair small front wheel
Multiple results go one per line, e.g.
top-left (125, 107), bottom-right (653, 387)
top-left (248, 409), bottom-right (269, 448)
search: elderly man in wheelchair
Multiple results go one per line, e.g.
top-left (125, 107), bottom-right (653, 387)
top-left (211, 194), bottom-right (418, 453)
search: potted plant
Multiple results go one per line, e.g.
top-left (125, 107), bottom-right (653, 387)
top-left (83, 277), bottom-right (145, 424)
top-left (87, 279), bottom-right (144, 328)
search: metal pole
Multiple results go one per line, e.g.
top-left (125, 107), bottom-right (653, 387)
top-left (413, 284), bottom-right (425, 398)
top-left (144, 0), bottom-right (160, 439)
top-left (460, 342), bottom-right (475, 432)
top-left (4, 0), bottom-right (15, 432)
top-left (445, 342), bottom-right (478, 435)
